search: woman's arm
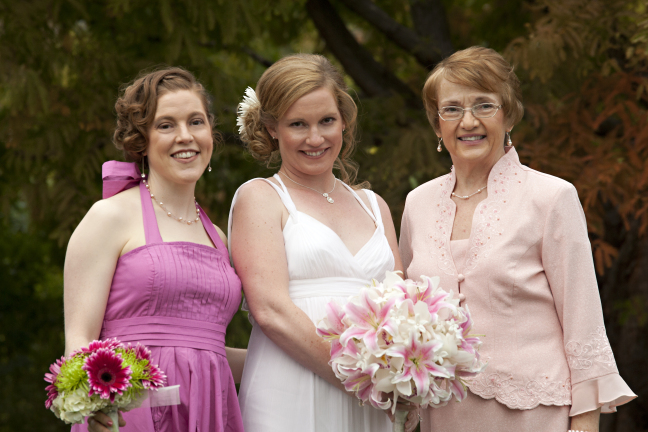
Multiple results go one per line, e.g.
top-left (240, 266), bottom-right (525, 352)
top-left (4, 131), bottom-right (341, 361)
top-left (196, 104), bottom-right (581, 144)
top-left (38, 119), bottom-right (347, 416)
top-left (570, 408), bottom-right (601, 432)
top-left (230, 181), bottom-right (346, 392)
top-left (225, 347), bottom-right (246, 383)
top-left (63, 199), bottom-right (130, 356)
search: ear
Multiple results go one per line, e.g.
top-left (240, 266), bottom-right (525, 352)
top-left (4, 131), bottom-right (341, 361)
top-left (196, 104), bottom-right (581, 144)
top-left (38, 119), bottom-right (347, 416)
top-left (265, 125), bottom-right (277, 140)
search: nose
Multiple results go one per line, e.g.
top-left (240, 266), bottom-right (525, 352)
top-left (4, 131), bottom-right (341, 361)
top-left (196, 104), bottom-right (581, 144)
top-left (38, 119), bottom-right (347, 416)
top-left (460, 109), bottom-right (480, 129)
top-left (176, 124), bottom-right (193, 142)
top-left (306, 126), bottom-right (325, 146)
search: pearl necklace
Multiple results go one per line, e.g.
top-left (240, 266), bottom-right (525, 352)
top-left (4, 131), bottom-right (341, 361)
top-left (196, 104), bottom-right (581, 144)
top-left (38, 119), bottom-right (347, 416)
top-left (451, 185), bottom-right (487, 200)
top-left (279, 171), bottom-right (337, 204)
top-left (142, 179), bottom-right (201, 225)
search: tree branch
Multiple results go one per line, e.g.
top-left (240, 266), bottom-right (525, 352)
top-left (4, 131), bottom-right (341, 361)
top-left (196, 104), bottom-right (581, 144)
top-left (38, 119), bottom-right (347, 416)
top-left (305, 0), bottom-right (418, 104)
top-left (339, 0), bottom-right (449, 69)
top-left (409, 0), bottom-right (454, 60)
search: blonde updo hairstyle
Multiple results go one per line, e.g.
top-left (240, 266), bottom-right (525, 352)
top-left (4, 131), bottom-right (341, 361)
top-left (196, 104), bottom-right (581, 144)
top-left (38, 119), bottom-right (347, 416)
top-left (113, 67), bottom-right (220, 164)
top-left (422, 46), bottom-right (524, 135)
top-left (239, 54), bottom-right (362, 186)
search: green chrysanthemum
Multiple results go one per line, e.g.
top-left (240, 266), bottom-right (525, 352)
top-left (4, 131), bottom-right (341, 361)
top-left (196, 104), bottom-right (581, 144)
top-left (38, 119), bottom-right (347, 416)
top-left (56, 355), bottom-right (89, 393)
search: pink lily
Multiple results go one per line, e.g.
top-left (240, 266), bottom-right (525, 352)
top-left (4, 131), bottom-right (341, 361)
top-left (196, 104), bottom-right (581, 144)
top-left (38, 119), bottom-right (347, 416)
top-left (340, 289), bottom-right (398, 353)
top-left (316, 301), bottom-right (347, 359)
top-left (389, 333), bottom-right (449, 399)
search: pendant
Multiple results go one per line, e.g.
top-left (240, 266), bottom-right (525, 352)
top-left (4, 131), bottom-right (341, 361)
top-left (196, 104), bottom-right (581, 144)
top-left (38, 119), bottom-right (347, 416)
top-left (323, 193), bottom-right (334, 204)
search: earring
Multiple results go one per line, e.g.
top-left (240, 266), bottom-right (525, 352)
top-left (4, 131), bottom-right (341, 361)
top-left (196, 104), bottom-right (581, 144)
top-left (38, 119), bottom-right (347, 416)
top-left (437, 137), bottom-right (443, 152)
top-left (141, 156), bottom-right (146, 178)
top-left (208, 161), bottom-right (212, 172)
top-left (506, 131), bottom-right (513, 146)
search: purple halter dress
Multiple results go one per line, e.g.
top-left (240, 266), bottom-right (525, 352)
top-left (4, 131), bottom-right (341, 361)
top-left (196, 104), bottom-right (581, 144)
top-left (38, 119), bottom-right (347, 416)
top-left (71, 161), bottom-right (244, 432)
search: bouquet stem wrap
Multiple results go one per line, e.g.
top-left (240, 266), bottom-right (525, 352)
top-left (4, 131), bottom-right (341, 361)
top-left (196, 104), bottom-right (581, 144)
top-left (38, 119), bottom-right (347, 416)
top-left (393, 410), bottom-right (408, 432)
top-left (103, 406), bottom-right (120, 432)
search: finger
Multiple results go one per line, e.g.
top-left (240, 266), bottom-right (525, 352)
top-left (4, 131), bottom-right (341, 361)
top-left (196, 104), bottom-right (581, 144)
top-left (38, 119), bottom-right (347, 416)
top-left (118, 411), bottom-right (126, 427)
top-left (87, 417), bottom-right (111, 432)
top-left (90, 412), bottom-right (113, 427)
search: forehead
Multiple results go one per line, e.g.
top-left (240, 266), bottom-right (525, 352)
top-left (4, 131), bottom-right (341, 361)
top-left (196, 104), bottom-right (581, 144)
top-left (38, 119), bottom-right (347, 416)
top-left (437, 78), bottom-right (501, 105)
top-left (155, 90), bottom-right (206, 116)
top-left (283, 87), bottom-right (338, 118)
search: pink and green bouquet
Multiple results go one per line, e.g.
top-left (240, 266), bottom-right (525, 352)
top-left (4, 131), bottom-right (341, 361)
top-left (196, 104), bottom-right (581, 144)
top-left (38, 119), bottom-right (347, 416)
top-left (44, 338), bottom-right (165, 431)
top-left (316, 271), bottom-right (486, 431)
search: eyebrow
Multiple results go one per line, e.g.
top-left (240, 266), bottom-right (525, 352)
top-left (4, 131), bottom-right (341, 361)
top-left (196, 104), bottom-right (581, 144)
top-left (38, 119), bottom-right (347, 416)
top-left (284, 112), bottom-right (339, 123)
top-left (153, 112), bottom-right (207, 123)
top-left (440, 96), bottom-right (498, 106)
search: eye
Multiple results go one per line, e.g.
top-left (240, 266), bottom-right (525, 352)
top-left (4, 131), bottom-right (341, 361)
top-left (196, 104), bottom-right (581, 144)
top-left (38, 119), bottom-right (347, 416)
top-left (290, 121), bottom-right (305, 127)
top-left (191, 118), bottom-right (205, 126)
top-left (158, 123), bottom-right (173, 130)
top-left (321, 117), bottom-right (336, 125)
top-left (442, 106), bottom-right (461, 114)
top-left (477, 103), bottom-right (496, 110)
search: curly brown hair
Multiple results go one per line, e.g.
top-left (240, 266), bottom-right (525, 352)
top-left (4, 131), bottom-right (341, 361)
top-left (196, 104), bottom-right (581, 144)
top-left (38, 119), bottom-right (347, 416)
top-left (113, 67), bottom-right (219, 163)
top-left (237, 54), bottom-right (365, 187)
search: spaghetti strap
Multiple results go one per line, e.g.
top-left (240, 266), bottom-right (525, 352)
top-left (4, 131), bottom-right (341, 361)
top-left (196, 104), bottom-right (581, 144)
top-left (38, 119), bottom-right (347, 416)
top-left (362, 189), bottom-right (385, 233)
top-left (139, 181), bottom-right (163, 244)
top-left (197, 205), bottom-right (227, 253)
top-left (339, 183), bottom-right (378, 225)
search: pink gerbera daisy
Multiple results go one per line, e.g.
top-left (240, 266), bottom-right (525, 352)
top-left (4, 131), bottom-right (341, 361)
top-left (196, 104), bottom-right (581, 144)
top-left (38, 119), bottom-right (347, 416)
top-left (44, 356), bottom-right (65, 409)
top-left (133, 343), bottom-right (152, 362)
top-left (81, 338), bottom-right (124, 355)
top-left (144, 363), bottom-right (166, 389)
top-left (83, 348), bottom-right (132, 401)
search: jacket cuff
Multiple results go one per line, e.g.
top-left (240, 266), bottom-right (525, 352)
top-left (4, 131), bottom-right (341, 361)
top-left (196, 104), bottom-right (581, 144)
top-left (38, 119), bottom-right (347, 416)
top-left (569, 373), bottom-right (637, 416)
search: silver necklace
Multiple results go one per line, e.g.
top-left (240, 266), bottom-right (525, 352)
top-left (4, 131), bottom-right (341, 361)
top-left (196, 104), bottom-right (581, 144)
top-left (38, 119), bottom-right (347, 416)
top-left (452, 185), bottom-right (487, 200)
top-left (143, 179), bottom-right (201, 224)
top-left (279, 171), bottom-right (337, 204)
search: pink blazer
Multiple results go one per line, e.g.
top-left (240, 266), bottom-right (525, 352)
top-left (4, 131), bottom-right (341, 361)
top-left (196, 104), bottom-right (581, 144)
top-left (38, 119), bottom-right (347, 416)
top-left (399, 147), bottom-right (635, 415)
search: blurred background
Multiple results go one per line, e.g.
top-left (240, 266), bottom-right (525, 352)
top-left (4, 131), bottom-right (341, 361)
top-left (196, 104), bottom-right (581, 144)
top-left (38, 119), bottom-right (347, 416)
top-left (0, 0), bottom-right (646, 430)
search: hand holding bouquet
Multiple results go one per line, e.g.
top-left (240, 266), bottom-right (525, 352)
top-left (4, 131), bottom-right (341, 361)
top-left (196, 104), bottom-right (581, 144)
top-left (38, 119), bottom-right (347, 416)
top-left (316, 271), bottom-right (486, 431)
top-left (44, 338), bottom-right (166, 431)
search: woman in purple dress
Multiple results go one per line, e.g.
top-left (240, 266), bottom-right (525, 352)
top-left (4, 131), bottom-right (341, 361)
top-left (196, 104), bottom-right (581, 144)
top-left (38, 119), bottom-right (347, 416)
top-left (63, 67), bottom-right (245, 432)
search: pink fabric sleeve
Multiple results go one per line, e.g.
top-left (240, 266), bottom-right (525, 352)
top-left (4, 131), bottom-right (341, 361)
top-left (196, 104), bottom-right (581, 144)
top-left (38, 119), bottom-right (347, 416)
top-left (570, 373), bottom-right (637, 416)
top-left (541, 184), bottom-right (636, 416)
top-left (398, 200), bottom-right (413, 275)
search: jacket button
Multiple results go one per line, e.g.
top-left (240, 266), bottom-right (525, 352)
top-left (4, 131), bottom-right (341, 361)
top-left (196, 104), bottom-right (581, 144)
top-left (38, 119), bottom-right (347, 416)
top-left (458, 274), bottom-right (465, 282)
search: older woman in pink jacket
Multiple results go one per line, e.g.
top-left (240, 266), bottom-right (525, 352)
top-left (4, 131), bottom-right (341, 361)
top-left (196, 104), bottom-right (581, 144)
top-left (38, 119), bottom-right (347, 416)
top-left (399, 46), bottom-right (636, 432)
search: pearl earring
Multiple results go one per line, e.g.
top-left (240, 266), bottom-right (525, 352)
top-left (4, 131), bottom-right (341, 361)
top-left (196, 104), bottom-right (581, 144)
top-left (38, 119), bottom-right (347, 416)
top-left (208, 161), bottom-right (212, 172)
top-left (437, 137), bottom-right (443, 152)
top-left (506, 132), bottom-right (513, 146)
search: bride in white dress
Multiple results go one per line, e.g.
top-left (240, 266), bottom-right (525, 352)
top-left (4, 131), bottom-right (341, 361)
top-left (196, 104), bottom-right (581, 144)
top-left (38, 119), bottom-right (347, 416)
top-left (229, 54), bottom-right (419, 432)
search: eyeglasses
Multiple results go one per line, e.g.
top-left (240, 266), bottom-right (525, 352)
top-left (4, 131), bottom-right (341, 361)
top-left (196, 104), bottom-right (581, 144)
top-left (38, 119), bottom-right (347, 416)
top-left (438, 103), bottom-right (502, 121)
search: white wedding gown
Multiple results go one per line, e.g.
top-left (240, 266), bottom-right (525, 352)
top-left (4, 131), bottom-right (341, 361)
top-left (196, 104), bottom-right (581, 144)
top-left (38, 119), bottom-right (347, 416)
top-left (229, 174), bottom-right (394, 432)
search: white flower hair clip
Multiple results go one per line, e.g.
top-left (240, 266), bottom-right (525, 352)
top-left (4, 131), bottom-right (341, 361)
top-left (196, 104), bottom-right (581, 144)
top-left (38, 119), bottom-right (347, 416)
top-left (236, 86), bottom-right (260, 138)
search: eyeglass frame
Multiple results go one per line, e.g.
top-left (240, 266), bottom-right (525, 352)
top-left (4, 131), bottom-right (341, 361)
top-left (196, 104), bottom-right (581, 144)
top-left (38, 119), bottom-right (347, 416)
top-left (437, 103), bottom-right (503, 121)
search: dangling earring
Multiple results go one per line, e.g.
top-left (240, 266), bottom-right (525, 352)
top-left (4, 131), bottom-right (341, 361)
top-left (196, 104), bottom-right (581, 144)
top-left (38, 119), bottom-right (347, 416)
top-left (506, 131), bottom-right (513, 146)
top-left (141, 155), bottom-right (146, 179)
top-left (208, 161), bottom-right (212, 172)
top-left (437, 137), bottom-right (443, 152)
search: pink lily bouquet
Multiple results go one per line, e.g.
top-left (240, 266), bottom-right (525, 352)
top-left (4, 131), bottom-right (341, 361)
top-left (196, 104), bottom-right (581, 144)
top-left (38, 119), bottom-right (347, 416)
top-left (44, 338), bottom-right (166, 431)
top-left (316, 271), bottom-right (486, 432)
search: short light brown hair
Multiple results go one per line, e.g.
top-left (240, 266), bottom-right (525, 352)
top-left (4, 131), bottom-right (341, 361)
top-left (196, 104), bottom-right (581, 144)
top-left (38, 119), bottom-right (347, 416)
top-left (422, 46), bottom-right (524, 134)
top-left (238, 54), bottom-right (362, 186)
top-left (113, 67), bottom-right (219, 163)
